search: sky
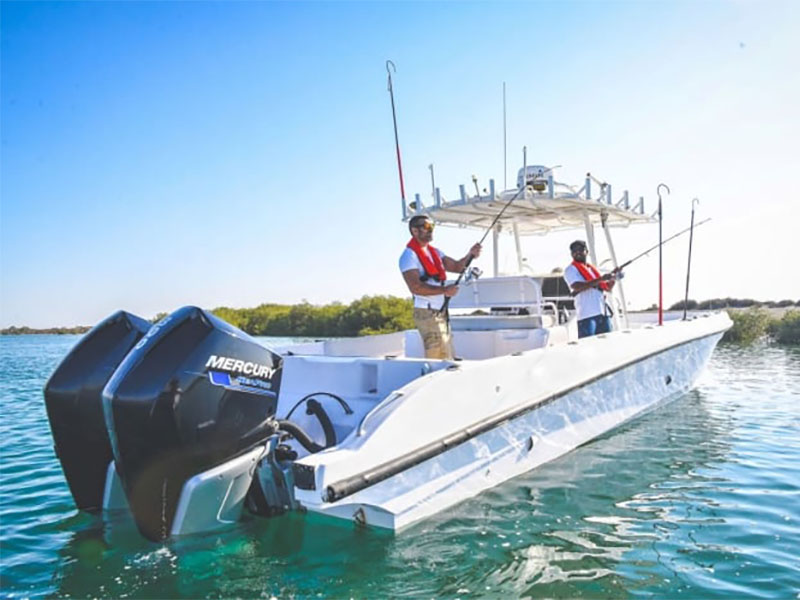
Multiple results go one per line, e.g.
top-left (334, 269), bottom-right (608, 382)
top-left (1, 0), bottom-right (798, 328)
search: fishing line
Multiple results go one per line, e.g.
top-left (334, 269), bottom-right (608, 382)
top-left (439, 183), bottom-right (528, 315)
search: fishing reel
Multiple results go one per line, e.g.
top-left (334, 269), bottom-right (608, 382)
top-left (464, 266), bottom-right (483, 284)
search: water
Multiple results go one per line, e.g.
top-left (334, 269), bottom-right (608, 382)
top-left (1, 335), bottom-right (798, 598)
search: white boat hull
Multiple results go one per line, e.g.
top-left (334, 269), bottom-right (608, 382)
top-left (296, 316), bottom-right (727, 530)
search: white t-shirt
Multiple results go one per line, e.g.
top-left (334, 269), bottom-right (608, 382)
top-left (564, 263), bottom-right (606, 320)
top-left (399, 246), bottom-right (448, 310)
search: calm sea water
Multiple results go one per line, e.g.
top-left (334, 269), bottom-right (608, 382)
top-left (1, 335), bottom-right (798, 599)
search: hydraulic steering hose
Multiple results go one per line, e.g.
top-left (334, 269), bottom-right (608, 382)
top-left (304, 399), bottom-right (336, 449)
top-left (277, 398), bottom-right (337, 453)
top-left (277, 420), bottom-right (325, 453)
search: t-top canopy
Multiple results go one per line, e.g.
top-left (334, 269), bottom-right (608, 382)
top-left (403, 173), bottom-right (655, 235)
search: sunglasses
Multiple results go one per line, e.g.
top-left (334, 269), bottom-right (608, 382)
top-left (415, 222), bottom-right (435, 232)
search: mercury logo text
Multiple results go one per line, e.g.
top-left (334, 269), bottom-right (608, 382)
top-left (205, 355), bottom-right (276, 379)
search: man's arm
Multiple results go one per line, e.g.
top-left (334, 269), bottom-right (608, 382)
top-left (402, 270), bottom-right (459, 297)
top-left (442, 243), bottom-right (482, 274)
top-left (569, 272), bottom-right (617, 294)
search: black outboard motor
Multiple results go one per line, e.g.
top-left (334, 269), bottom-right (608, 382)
top-left (44, 311), bottom-right (152, 512)
top-left (102, 306), bottom-right (282, 542)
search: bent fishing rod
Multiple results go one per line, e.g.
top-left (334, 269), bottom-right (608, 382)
top-left (438, 184), bottom-right (529, 315)
top-left (612, 217), bottom-right (712, 273)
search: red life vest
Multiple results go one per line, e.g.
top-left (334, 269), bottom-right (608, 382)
top-left (571, 260), bottom-right (609, 291)
top-left (407, 238), bottom-right (446, 283)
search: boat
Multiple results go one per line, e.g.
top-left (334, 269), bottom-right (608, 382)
top-left (44, 165), bottom-right (731, 542)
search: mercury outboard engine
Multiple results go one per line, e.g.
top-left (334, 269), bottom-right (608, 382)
top-left (44, 311), bottom-right (151, 513)
top-left (102, 306), bottom-right (282, 541)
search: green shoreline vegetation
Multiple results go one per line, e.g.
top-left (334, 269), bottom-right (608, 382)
top-left (721, 307), bottom-right (800, 345)
top-left (666, 299), bottom-right (800, 345)
top-left (1, 296), bottom-right (414, 339)
top-left (2, 296), bottom-right (798, 345)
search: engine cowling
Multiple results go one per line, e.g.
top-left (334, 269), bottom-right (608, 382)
top-left (44, 311), bottom-right (151, 512)
top-left (102, 306), bottom-right (282, 541)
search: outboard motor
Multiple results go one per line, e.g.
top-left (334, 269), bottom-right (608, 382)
top-left (44, 311), bottom-right (151, 512)
top-left (102, 306), bottom-right (282, 541)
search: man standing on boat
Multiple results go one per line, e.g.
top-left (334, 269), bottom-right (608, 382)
top-left (564, 240), bottom-right (618, 339)
top-left (400, 215), bottom-right (481, 359)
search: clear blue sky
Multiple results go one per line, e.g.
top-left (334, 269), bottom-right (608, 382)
top-left (2, 1), bottom-right (798, 327)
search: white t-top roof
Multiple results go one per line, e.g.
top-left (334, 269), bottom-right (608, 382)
top-left (405, 180), bottom-right (655, 235)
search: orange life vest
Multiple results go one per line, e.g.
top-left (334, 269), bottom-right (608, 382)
top-left (571, 260), bottom-right (609, 292)
top-left (407, 238), bottom-right (446, 283)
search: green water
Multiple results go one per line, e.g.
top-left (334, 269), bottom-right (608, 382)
top-left (1, 335), bottom-right (798, 598)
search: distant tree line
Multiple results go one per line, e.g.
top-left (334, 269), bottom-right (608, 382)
top-left (0, 325), bottom-right (91, 335)
top-left (210, 295), bottom-right (414, 337)
top-left (668, 298), bottom-right (799, 310)
top-left (4, 296), bottom-right (798, 345)
top-left (1, 296), bottom-right (414, 337)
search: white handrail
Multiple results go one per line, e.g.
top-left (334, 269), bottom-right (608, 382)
top-left (541, 301), bottom-right (558, 315)
top-left (358, 392), bottom-right (404, 437)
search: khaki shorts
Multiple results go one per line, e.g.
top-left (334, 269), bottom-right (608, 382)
top-left (413, 307), bottom-right (453, 360)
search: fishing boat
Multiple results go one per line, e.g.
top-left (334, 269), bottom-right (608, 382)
top-left (44, 165), bottom-right (731, 542)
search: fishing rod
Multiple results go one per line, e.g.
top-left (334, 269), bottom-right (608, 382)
top-left (657, 183), bottom-right (669, 326)
top-left (386, 60), bottom-right (406, 209)
top-left (683, 198), bottom-right (700, 320)
top-left (438, 181), bottom-right (530, 315)
top-left (614, 216), bottom-right (712, 273)
top-left (571, 217), bottom-right (711, 298)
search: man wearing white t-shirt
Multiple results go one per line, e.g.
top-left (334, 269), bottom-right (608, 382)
top-left (563, 240), bottom-right (618, 339)
top-left (399, 215), bottom-right (481, 359)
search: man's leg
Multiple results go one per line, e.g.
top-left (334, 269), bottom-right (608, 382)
top-left (577, 317), bottom-right (596, 339)
top-left (596, 315), bottom-right (613, 334)
top-left (413, 308), bottom-right (453, 359)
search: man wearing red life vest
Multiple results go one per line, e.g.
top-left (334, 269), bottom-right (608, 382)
top-left (563, 240), bottom-right (619, 339)
top-left (399, 215), bottom-right (482, 359)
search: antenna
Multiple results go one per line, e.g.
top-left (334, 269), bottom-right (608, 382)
top-left (429, 164), bottom-right (436, 204)
top-left (522, 146), bottom-right (527, 190)
top-left (503, 82), bottom-right (507, 190)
